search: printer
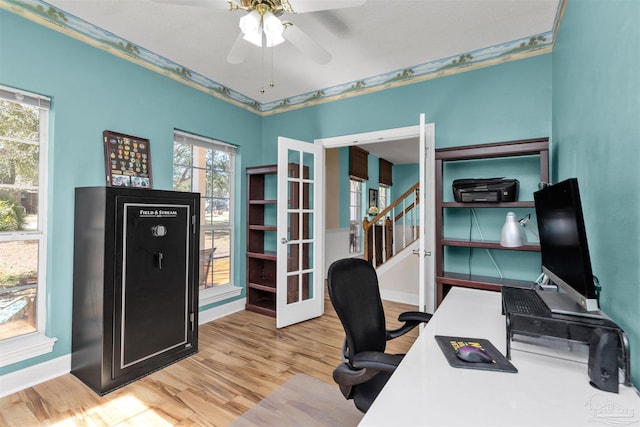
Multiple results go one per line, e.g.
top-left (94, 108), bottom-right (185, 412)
top-left (452, 178), bottom-right (518, 203)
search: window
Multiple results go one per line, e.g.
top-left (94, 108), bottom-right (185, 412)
top-left (173, 130), bottom-right (240, 305)
top-left (379, 157), bottom-right (392, 212)
top-left (349, 179), bottom-right (363, 253)
top-left (379, 184), bottom-right (390, 211)
top-left (0, 85), bottom-right (55, 366)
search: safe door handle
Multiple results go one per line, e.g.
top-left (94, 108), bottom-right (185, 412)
top-left (155, 252), bottom-right (164, 270)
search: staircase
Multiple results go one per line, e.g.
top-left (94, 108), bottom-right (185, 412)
top-left (363, 182), bottom-right (420, 268)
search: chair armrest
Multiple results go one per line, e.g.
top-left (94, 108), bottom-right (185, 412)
top-left (398, 311), bottom-right (432, 323)
top-left (386, 311), bottom-right (432, 340)
top-left (333, 352), bottom-right (402, 389)
top-left (352, 351), bottom-right (404, 372)
top-left (333, 362), bottom-right (380, 388)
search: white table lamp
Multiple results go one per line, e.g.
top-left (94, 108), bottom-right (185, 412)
top-left (500, 212), bottom-right (526, 247)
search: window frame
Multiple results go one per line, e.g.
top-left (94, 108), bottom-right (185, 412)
top-left (0, 85), bottom-right (56, 367)
top-left (349, 178), bottom-right (363, 254)
top-left (172, 130), bottom-right (241, 306)
top-left (379, 184), bottom-right (390, 211)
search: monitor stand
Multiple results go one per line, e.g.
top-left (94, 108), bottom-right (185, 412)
top-left (536, 290), bottom-right (605, 320)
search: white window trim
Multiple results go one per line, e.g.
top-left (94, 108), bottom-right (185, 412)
top-left (0, 85), bottom-right (55, 367)
top-left (199, 283), bottom-right (242, 306)
top-left (0, 333), bottom-right (57, 368)
top-left (173, 130), bottom-right (241, 306)
top-left (349, 178), bottom-right (364, 255)
top-left (379, 184), bottom-right (390, 210)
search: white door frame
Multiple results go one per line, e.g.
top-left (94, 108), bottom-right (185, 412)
top-left (315, 122), bottom-right (435, 311)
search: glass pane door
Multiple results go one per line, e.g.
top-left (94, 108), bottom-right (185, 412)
top-left (277, 137), bottom-right (324, 328)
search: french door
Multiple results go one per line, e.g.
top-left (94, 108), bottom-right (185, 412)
top-left (276, 137), bottom-right (325, 328)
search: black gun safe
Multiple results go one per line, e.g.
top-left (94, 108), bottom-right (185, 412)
top-left (72, 187), bottom-right (200, 395)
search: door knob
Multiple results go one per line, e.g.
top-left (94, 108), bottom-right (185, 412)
top-left (281, 238), bottom-right (288, 244)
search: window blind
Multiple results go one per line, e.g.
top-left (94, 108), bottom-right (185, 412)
top-left (174, 129), bottom-right (237, 153)
top-left (379, 158), bottom-right (393, 186)
top-left (0, 85), bottom-right (51, 109)
top-left (349, 146), bottom-right (369, 181)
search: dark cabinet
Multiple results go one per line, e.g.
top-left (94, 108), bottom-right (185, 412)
top-left (246, 165), bottom-right (278, 316)
top-left (71, 187), bottom-right (200, 395)
top-left (245, 164), bottom-right (310, 317)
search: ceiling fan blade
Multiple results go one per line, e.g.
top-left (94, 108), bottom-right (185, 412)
top-left (286, 0), bottom-right (366, 14)
top-left (226, 33), bottom-right (251, 64)
top-left (284, 24), bottom-right (331, 64)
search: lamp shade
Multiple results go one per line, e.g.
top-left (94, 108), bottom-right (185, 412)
top-left (263, 12), bottom-right (285, 47)
top-left (500, 212), bottom-right (526, 247)
top-left (239, 10), bottom-right (262, 46)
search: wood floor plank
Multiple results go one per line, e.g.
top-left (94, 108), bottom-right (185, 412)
top-left (0, 293), bottom-right (419, 426)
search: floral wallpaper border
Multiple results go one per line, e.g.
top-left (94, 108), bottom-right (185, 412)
top-left (1, 0), bottom-right (564, 115)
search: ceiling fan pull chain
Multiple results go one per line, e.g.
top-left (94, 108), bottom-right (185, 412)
top-left (260, 18), bottom-right (266, 94)
top-left (270, 44), bottom-right (276, 89)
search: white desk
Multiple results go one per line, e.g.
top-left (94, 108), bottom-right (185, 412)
top-left (359, 288), bottom-right (640, 426)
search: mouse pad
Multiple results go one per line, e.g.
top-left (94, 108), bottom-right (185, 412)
top-left (435, 335), bottom-right (518, 373)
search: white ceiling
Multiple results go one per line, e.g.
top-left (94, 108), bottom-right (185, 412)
top-left (40, 0), bottom-right (561, 164)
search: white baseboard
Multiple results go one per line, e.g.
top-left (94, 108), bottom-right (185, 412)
top-left (198, 298), bottom-right (246, 324)
top-left (1, 354), bottom-right (71, 398)
top-left (0, 298), bottom-right (247, 398)
top-left (380, 289), bottom-right (419, 306)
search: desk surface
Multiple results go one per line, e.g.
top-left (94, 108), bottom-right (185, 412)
top-left (359, 288), bottom-right (639, 426)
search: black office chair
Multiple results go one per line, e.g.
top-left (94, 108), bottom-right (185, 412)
top-left (327, 257), bottom-right (432, 412)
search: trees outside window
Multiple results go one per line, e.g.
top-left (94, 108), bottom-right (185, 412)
top-left (0, 86), bottom-right (49, 350)
top-left (173, 131), bottom-right (236, 295)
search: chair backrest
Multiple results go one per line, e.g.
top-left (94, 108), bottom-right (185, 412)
top-left (327, 258), bottom-right (388, 361)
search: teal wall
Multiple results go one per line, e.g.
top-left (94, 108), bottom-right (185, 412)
top-left (0, 10), bottom-right (261, 374)
top-left (552, 0), bottom-right (640, 386)
top-left (392, 163), bottom-right (420, 239)
top-left (261, 54), bottom-right (552, 158)
top-left (393, 164), bottom-right (420, 200)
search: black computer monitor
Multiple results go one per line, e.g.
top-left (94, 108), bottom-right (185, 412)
top-left (534, 178), bottom-right (600, 316)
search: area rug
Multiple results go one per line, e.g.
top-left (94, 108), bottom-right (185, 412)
top-left (231, 374), bottom-right (364, 427)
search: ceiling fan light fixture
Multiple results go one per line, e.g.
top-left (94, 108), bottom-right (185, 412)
top-left (239, 10), bottom-right (261, 46)
top-left (239, 9), bottom-right (285, 48)
top-left (242, 29), bottom-right (263, 46)
top-left (263, 12), bottom-right (285, 47)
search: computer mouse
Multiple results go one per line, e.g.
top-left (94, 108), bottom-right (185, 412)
top-left (455, 345), bottom-right (494, 363)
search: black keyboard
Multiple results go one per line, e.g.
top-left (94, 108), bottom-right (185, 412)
top-left (502, 287), bottom-right (552, 317)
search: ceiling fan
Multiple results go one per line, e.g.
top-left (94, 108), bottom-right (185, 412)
top-left (157, 0), bottom-right (366, 65)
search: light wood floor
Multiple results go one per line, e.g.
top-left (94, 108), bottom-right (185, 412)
top-left (0, 292), bottom-right (418, 426)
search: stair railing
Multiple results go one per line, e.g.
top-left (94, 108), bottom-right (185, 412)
top-left (363, 182), bottom-right (420, 266)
